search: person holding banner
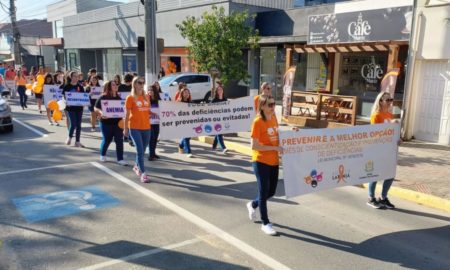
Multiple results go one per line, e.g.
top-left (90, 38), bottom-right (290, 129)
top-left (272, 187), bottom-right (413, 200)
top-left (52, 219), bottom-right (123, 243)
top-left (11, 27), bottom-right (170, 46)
top-left (15, 70), bottom-right (27, 110)
top-left (177, 87), bottom-right (193, 158)
top-left (148, 83), bottom-right (161, 160)
top-left (367, 92), bottom-right (397, 209)
top-left (254, 82), bottom-right (272, 112)
top-left (94, 80), bottom-right (128, 166)
top-left (211, 85), bottom-right (228, 153)
top-left (247, 95), bottom-right (282, 236)
top-left (86, 75), bottom-right (101, 131)
top-left (62, 71), bottom-right (86, 148)
top-left (124, 77), bottom-right (151, 183)
top-left (119, 73), bottom-right (134, 146)
top-left (43, 74), bottom-right (60, 126)
top-left (174, 82), bottom-right (187, 101)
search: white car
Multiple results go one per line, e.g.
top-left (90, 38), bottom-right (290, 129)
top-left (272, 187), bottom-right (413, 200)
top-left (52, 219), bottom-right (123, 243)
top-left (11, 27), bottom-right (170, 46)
top-left (0, 97), bottom-right (13, 133)
top-left (159, 73), bottom-right (212, 102)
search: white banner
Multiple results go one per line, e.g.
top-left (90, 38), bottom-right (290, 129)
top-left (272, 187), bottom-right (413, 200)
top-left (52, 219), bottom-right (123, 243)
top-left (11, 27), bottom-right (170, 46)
top-left (118, 92), bottom-right (130, 100)
top-left (159, 96), bottom-right (254, 139)
top-left (150, 105), bottom-right (160, 125)
top-left (65, 92), bottom-right (90, 107)
top-left (280, 123), bottom-right (400, 198)
top-left (43, 85), bottom-right (63, 107)
top-left (100, 100), bottom-right (125, 118)
top-left (5, 80), bottom-right (15, 90)
top-left (89, 86), bottom-right (103, 99)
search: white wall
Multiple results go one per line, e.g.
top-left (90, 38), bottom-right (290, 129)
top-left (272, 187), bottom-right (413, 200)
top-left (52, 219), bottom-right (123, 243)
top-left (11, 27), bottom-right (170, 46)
top-left (415, 3), bottom-right (450, 59)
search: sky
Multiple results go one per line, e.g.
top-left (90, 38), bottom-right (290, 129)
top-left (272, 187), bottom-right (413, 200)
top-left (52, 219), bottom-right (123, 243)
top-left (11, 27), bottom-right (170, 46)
top-left (0, 0), bottom-right (130, 23)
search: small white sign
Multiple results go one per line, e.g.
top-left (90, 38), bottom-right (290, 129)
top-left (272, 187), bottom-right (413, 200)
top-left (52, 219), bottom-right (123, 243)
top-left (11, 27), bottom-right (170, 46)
top-left (89, 86), bottom-right (103, 99)
top-left (65, 92), bottom-right (90, 106)
top-left (101, 100), bottom-right (126, 118)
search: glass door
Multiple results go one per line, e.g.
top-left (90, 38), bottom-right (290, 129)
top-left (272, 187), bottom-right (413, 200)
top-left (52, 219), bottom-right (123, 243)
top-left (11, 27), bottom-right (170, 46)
top-left (260, 47), bottom-right (277, 98)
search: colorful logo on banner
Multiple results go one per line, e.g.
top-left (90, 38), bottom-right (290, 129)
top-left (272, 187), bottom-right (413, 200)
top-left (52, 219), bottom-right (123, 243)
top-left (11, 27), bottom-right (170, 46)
top-left (304, 169), bottom-right (323, 188)
top-left (332, 164), bottom-right (350, 184)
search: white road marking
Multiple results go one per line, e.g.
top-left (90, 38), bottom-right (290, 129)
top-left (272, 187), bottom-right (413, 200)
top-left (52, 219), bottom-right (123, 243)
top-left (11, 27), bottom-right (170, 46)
top-left (91, 162), bottom-right (291, 270)
top-left (77, 238), bottom-right (202, 270)
top-left (12, 118), bottom-right (48, 137)
top-left (0, 162), bottom-right (90, 176)
top-left (0, 137), bottom-right (43, 144)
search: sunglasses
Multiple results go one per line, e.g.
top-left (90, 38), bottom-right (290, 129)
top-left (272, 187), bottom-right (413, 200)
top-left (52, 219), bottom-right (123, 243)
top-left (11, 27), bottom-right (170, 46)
top-left (267, 102), bottom-right (275, 108)
top-left (381, 98), bottom-right (394, 102)
top-left (136, 81), bottom-right (145, 85)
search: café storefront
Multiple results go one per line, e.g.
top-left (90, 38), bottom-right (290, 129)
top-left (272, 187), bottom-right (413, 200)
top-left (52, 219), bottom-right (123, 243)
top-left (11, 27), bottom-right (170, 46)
top-left (284, 5), bottom-right (412, 121)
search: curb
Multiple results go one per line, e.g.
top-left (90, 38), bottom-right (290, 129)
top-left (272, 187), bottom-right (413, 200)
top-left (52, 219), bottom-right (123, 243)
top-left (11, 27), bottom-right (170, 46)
top-left (198, 136), bottom-right (450, 214)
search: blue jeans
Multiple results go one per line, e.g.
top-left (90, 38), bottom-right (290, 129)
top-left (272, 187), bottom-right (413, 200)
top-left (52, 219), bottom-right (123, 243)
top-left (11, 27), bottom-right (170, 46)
top-left (67, 110), bottom-right (83, 142)
top-left (212, 135), bottom-right (226, 150)
top-left (130, 129), bottom-right (150, 173)
top-left (17, 86), bottom-right (27, 108)
top-left (100, 122), bottom-right (124, 161)
top-left (368, 179), bottom-right (394, 199)
top-left (179, 138), bottom-right (191, 154)
top-left (251, 162), bottom-right (279, 225)
top-left (148, 124), bottom-right (160, 157)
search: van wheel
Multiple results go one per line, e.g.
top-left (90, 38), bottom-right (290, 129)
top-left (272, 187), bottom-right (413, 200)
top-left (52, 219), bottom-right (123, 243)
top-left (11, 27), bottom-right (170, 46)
top-left (204, 91), bottom-right (212, 103)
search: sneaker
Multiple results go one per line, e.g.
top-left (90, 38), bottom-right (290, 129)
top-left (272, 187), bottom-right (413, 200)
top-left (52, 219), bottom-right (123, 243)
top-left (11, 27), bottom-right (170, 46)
top-left (140, 174), bottom-right (150, 183)
top-left (246, 201), bottom-right (256, 221)
top-left (379, 198), bottom-right (395, 209)
top-left (187, 154), bottom-right (193, 158)
top-left (133, 165), bottom-right (142, 177)
top-left (367, 197), bottom-right (381, 209)
top-left (91, 127), bottom-right (96, 132)
top-left (48, 122), bottom-right (54, 126)
top-left (75, 142), bottom-right (85, 148)
top-left (129, 140), bottom-right (135, 147)
top-left (65, 137), bottom-right (72, 145)
top-left (222, 149), bottom-right (228, 154)
top-left (100, 156), bottom-right (107, 162)
top-left (117, 160), bottom-right (128, 166)
top-left (178, 147), bottom-right (184, 154)
top-left (55, 122), bottom-right (60, 126)
top-left (39, 110), bottom-right (42, 114)
top-left (261, 223), bottom-right (277, 236)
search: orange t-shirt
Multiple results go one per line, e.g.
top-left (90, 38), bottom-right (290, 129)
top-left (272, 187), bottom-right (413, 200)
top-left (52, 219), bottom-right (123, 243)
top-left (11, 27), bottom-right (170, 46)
top-left (15, 76), bottom-right (27, 86)
top-left (125, 95), bottom-right (151, 130)
top-left (370, 111), bottom-right (393, 124)
top-left (254, 95), bottom-right (260, 112)
top-left (251, 116), bottom-right (279, 166)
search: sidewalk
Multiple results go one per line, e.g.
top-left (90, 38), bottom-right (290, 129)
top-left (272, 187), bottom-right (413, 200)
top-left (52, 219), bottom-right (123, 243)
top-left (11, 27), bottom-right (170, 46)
top-left (198, 129), bottom-right (450, 213)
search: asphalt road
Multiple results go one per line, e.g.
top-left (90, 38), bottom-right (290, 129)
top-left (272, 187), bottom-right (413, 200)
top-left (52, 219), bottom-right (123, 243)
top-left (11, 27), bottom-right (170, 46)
top-left (1, 99), bottom-right (449, 270)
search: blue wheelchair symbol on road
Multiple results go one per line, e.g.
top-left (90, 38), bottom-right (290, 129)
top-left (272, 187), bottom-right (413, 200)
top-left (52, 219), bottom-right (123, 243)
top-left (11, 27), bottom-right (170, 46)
top-left (12, 186), bottom-right (120, 223)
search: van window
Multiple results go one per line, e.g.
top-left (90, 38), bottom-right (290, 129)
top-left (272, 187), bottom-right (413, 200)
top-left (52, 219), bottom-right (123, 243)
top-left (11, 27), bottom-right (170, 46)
top-left (192, 75), bottom-right (209, 83)
top-left (175, 75), bottom-right (195, 84)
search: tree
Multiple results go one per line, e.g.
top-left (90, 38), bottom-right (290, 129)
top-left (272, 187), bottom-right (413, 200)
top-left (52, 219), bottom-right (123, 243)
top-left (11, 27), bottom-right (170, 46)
top-left (177, 6), bottom-right (259, 95)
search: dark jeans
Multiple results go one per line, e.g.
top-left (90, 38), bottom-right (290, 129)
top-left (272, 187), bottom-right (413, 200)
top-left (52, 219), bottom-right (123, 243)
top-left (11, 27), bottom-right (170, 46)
top-left (130, 129), bottom-right (150, 173)
top-left (67, 110), bottom-right (83, 142)
top-left (17, 86), bottom-right (27, 108)
top-left (212, 135), bottom-right (226, 150)
top-left (148, 124), bottom-right (160, 157)
top-left (100, 122), bottom-right (124, 161)
top-left (251, 162), bottom-right (279, 225)
top-left (368, 179), bottom-right (394, 199)
top-left (179, 138), bottom-right (191, 154)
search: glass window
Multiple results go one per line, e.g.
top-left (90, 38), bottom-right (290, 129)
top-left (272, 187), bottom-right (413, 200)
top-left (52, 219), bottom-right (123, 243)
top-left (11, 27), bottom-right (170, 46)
top-left (176, 75), bottom-right (194, 84)
top-left (55, 20), bottom-right (63, 38)
top-left (104, 49), bottom-right (122, 80)
top-left (192, 75), bottom-right (209, 83)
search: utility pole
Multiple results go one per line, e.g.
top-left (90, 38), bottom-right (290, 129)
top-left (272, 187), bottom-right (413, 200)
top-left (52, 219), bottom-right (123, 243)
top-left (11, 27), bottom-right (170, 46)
top-left (10, 0), bottom-right (21, 65)
top-left (144, 0), bottom-right (158, 85)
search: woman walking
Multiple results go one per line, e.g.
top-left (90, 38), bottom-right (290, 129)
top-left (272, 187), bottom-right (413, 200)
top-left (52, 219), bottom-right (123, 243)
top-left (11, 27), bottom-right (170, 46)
top-left (34, 66), bottom-right (45, 114)
top-left (177, 87), bottom-right (193, 158)
top-left (15, 70), bottom-right (27, 110)
top-left (124, 77), bottom-right (151, 183)
top-left (246, 95), bottom-right (282, 236)
top-left (94, 80), bottom-right (128, 166)
top-left (43, 73), bottom-right (60, 126)
top-left (254, 82), bottom-right (272, 112)
top-left (148, 83), bottom-right (161, 161)
top-left (366, 92), bottom-right (398, 209)
top-left (211, 85), bottom-right (228, 153)
top-left (86, 75), bottom-right (101, 131)
top-left (62, 71), bottom-right (86, 147)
